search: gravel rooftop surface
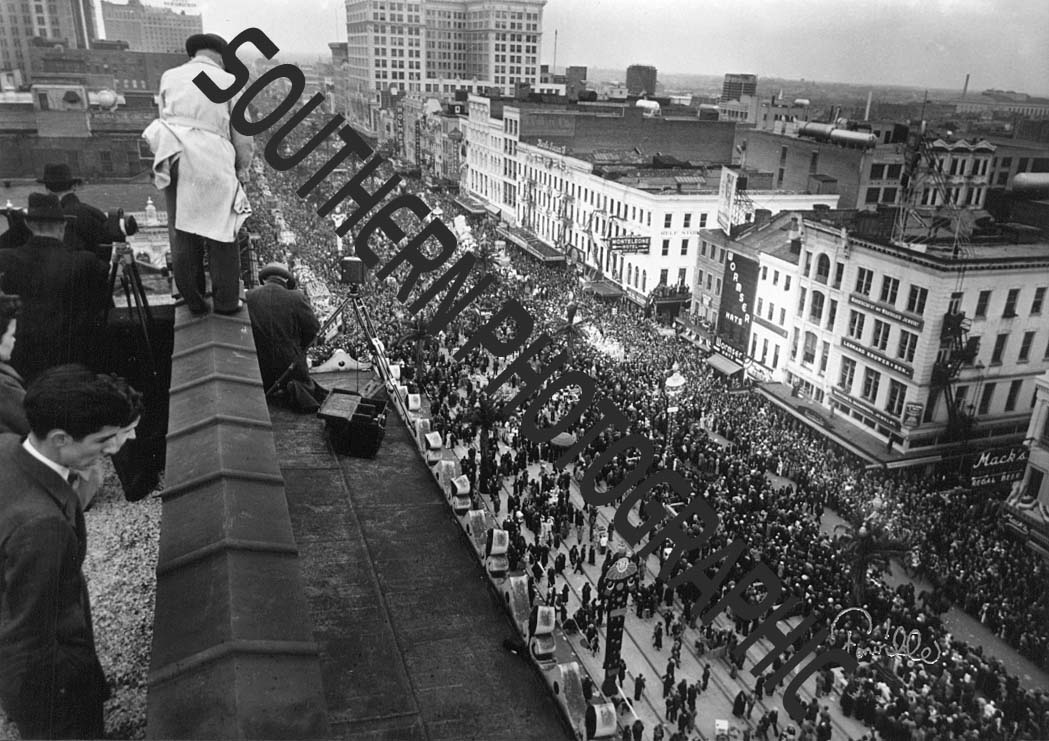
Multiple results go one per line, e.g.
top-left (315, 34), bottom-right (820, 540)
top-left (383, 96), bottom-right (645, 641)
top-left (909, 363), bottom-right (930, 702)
top-left (0, 462), bottom-right (161, 740)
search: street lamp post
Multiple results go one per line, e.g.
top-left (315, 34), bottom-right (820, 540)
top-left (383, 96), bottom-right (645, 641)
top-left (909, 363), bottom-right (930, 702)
top-left (600, 551), bottom-right (639, 698)
top-left (664, 363), bottom-right (686, 468)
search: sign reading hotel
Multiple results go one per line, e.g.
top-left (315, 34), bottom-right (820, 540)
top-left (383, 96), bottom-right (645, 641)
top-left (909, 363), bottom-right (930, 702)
top-left (716, 251), bottom-right (758, 362)
top-left (716, 167), bottom-right (739, 236)
top-left (608, 235), bottom-right (651, 254)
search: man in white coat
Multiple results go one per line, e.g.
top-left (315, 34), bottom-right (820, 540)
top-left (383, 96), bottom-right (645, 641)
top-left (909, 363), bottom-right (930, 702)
top-left (144, 33), bottom-right (253, 315)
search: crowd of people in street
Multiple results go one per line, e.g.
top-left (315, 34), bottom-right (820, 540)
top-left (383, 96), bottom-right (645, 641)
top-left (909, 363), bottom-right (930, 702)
top-left (235, 133), bottom-right (1049, 741)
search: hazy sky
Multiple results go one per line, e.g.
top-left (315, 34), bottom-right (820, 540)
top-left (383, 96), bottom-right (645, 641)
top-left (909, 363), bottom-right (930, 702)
top-left (187, 0), bottom-right (1049, 94)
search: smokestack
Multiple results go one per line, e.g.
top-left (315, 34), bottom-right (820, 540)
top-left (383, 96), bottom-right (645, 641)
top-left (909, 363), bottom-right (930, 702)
top-left (962, 73), bottom-right (970, 100)
top-left (864, 90), bottom-right (872, 121)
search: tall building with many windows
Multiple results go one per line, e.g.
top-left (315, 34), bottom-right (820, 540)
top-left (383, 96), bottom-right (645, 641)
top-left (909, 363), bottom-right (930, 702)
top-left (101, 0), bottom-right (203, 54)
top-left (721, 73), bottom-right (757, 102)
top-left (718, 209), bottom-right (1049, 469)
top-left (344, 0), bottom-right (544, 97)
top-left (0, 0), bottom-right (98, 77)
top-left (625, 64), bottom-right (656, 97)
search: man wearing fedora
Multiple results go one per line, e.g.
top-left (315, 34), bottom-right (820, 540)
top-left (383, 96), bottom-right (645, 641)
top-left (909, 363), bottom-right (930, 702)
top-left (0, 193), bottom-right (109, 383)
top-left (36, 163), bottom-right (114, 261)
top-left (143, 32), bottom-right (253, 315)
top-left (245, 262), bottom-right (327, 411)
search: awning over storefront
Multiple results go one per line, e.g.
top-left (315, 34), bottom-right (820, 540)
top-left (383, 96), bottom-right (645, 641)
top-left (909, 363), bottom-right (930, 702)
top-left (674, 316), bottom-right (713, 348)
top-left (454, 195), bottom-right (487, 215)
top-left (496, 226), bottom-right (565, 263)
top-left (583, 280), bottom-right (624, 298)
top-left (705, 353), bottom-right (744, 377)
top-left (485, 203), bottom-right (501, 216)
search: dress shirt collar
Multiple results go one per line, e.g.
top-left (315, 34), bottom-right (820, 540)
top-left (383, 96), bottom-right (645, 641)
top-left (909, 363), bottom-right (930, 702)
top-left (191, 55), bottom-right (223, 71)
top-left (22, 436), bottom-right (72, 483)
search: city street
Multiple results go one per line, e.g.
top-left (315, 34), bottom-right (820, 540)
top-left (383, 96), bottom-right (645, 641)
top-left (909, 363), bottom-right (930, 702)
top-left (448, 427), bottom-right (872, 741)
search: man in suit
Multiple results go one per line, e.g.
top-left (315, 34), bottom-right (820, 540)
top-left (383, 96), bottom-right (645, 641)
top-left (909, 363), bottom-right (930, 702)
top-left (143, 32), bottom-right (253, 315)
top-left (36, 163), bottom-right (122, 263)
top-left (0, 365), bottom-right (141, 739)
top-left (0, 193), bottom-right (110, 383)
top-left (245, 262), bottom-right (327, 411)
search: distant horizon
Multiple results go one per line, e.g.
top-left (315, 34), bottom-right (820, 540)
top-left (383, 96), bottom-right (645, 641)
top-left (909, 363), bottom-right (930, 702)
top-left (165, 0), bottom-right (1048, 97)
top-left (241, 51), bottom-right (1040, 100)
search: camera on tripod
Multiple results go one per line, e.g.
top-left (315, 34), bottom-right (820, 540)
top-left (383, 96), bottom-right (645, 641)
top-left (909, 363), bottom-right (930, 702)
top-left (339, 256), bottom-right (365, 293)
top-left (103, 208), bottom-right (139, 245)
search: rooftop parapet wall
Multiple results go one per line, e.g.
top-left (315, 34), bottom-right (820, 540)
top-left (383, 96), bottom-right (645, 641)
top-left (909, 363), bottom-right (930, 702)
top-left (147, 308), bottom-right (329, 739)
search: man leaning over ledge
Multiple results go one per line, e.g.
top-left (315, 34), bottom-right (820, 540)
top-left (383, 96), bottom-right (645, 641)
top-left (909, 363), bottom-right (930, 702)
top-left (144, 32), bottom-right (254, 316)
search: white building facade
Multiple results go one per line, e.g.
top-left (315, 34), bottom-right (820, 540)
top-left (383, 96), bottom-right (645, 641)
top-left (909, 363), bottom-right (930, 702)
top-left (344, 0), bottom-right (544, 96)
top-left (744, 215), bottom-right (1049, 459)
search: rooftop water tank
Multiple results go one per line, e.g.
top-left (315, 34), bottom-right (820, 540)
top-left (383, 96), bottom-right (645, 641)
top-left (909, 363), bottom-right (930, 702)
top-left (1013, 172), bottom-right (1049, 191)
top-left (828, 129), bottom-right (878, 148)
top-left (797, 122), bottom-right (835, 140)
top-left (635, 99), bottom-right (661, 116)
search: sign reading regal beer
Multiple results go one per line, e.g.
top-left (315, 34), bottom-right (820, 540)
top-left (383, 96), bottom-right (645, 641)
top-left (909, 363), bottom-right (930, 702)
top-left (969, 444), bottom-right (1029, 487)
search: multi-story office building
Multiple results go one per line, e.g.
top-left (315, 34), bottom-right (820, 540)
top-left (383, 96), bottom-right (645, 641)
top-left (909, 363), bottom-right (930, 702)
top-left (462, 93), bottom-right (736, 224)
top-left (625, 64), bottom-right (656, 97)
top-left (954, 92), bottom-right (1049, 120)
top-left (100, 0), bottom-right (202, 54)
top-left (461, 96), bottom-right (835, 320)
top-left (716, 209), bottom-right (1049, 468)
top-left (1, 0), bottom-right (98, 77)
top-left (27, 38), bottom-right (183, 95)
top-left (721, 73), bottom-right (757, 102)
top-left (344, 0), bottom-right (544, 97)
top-left (739, 125), bottom-right (996, 212)
top-left (985, 137), bottom-right (1049, 190)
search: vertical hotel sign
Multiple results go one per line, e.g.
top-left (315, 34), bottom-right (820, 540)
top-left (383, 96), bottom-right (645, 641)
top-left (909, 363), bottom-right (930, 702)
top-left (715, 251), bottom-right (758, 362)
top-left (717, 167), bottom-right (739, 236)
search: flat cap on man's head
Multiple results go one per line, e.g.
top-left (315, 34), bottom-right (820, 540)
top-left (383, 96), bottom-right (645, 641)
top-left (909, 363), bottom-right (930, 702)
top-left (186, 33), bottom-right (227, 58)
top-left (259, 262), bottom-right (293, 284)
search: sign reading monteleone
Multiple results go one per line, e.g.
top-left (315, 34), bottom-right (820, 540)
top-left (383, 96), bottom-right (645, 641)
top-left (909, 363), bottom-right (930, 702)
top-left (608, 235), bottom-right (651, 254)
top-left (199, 28), bottom-right (857, 721)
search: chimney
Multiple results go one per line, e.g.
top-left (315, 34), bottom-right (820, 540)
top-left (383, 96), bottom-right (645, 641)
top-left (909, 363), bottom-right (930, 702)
top-left (788, 214), bottom-right (803, 253)
top-left (962, 73), bottom-right (970, 100)
top-left (753, 209), bottom-right (772, 229)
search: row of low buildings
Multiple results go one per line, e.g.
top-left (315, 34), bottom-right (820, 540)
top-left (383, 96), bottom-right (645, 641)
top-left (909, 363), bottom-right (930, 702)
top-left (396, 88), bottom-right (1049, 510)
top-left (424, 82), bottom-right (1049, 555)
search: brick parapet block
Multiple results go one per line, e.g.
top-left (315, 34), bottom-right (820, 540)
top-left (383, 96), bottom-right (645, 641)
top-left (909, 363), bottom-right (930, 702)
top-left (147, 308), bottom-right (330, 739)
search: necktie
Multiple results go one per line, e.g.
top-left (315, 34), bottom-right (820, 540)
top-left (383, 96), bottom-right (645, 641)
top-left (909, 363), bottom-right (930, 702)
top-left (67, 471), bottom-right (80, 488)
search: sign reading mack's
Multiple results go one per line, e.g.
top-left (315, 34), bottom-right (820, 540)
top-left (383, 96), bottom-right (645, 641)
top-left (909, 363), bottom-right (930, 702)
top-left (972, 445), bottom-right (1028, 470)
top-left (969, 444), bottom-right (1029, 486)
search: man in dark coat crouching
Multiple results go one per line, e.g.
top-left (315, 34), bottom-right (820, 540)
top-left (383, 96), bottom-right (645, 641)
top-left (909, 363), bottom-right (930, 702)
top-left (245, 262), bottom-right (327, 411)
